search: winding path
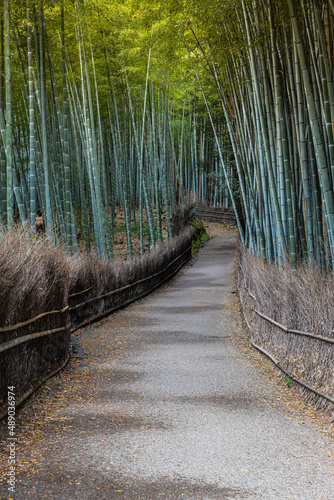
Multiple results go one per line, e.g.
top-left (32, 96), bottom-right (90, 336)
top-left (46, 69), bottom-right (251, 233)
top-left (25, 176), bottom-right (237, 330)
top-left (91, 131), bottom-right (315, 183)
top-left (5, 235), bottom-right (334, 499)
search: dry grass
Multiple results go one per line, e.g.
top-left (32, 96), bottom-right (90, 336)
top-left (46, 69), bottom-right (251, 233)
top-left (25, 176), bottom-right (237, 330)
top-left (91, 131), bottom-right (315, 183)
top-left (0, 223), bottom-right (194, 409)
top-left (0, 228), bottom-right (70, 329)
top-left (69, 227), bottom-right (194, 329)
top-left (171, 192), bottom-right (196, 235)
top-left (238, 248), bottom-right (334, 418)
top-left (0, 228), bottom-right (71, 405)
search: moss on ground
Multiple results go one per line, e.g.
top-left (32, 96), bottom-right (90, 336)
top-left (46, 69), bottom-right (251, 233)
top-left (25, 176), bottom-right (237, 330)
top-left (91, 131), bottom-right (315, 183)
top-left (189, 217), bottom-right (210, 254)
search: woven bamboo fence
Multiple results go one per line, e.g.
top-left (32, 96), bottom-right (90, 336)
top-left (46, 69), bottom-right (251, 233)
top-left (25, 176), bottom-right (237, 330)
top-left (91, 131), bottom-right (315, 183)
top-left (238, 251), bottom-right (334, 418)
top-left (0, 233), bottom-right (193, 418)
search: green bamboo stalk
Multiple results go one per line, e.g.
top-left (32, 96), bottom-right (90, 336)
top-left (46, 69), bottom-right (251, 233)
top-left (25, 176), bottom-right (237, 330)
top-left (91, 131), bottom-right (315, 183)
top-left (61, 1), bottom-right (73, 252)
top-left (4, 0), bottom-right (13, 229)
top-left (288, 0), bottom-right (334, 264)
top-left (27, 0), bottom-right (35, 231)
top-left (1, 17), bottom-right (6, 224)
top-left (39, 0), bottom-right (52, 234)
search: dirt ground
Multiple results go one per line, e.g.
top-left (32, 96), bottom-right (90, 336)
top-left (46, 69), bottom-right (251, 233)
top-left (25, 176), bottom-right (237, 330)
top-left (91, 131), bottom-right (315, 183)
top-left (203, 220), bottom-right (238, 238)
top-left (76, 207), bottom-right (170, 261)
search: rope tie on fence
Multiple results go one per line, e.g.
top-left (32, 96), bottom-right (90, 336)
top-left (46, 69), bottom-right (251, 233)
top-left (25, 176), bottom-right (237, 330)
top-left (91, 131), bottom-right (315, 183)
top-left (244, 285), bottom-right (256, 301)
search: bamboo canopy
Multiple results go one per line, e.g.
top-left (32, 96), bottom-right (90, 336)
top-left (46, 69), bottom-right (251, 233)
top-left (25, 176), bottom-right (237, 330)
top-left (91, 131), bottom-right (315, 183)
top-left (1, 0), bottom-right (334, 269)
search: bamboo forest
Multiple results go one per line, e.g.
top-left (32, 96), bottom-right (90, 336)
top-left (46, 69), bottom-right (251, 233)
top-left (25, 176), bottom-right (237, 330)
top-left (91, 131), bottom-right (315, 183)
top-left (2, 2), bottom-right (334, 496)
top-left (1, 0), bottom-right (334, 268)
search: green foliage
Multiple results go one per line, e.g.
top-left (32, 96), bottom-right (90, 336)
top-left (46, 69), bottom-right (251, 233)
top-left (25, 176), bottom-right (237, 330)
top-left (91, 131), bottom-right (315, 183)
top-left (10, 0), bottom-right (331, 268)
top-left (283, 376), bottom-right (292, 389)
top-left (189, 216), bottom-right (210, 254)
top-left (114, 221), bottom-right (160, 240)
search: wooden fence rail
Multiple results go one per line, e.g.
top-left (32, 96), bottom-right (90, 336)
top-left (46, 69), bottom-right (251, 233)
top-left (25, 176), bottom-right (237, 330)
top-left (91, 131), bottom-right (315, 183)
top-left (0, 243), bottom-right (192, 418)
top-left (240, 282), bottom-right (334, 410)
top-left (0, 306), bottom-right (69, 334)
top-left (0, 245), bottom-right (191, 353)
top-left (244, 286), bottom-right (334, 345)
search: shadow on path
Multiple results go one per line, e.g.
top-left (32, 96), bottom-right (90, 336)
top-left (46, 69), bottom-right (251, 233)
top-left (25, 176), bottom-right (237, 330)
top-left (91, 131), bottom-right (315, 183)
top-left (2, 235), bottom-right (334, 499)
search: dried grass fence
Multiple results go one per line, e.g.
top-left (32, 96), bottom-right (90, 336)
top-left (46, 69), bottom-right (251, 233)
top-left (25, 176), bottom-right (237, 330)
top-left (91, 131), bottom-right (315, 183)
top-left (238, 249), bottom-right (334, 419)
top-left (0, 227), bottom-right (195, 418)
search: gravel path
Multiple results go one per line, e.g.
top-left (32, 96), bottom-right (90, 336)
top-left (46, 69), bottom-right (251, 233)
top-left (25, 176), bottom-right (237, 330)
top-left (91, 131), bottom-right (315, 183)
top-left (2, 235), bottom-right (334, 499)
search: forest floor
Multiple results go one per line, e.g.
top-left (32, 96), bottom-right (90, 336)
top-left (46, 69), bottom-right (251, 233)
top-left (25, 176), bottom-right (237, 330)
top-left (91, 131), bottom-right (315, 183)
top-left (76, 207), bottom-right (236, 261)
top-left (111, 207), bottom-right (169, 262)
top-left (1, 223), bottom-right (333, 499)
top-left (76, 206), bottom-right (170, 260)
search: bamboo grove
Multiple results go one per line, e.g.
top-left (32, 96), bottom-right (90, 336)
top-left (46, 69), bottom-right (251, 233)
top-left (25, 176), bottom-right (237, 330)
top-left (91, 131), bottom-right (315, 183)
top-left (4, 0), bottom-right (334, 270)
top-left (228, 0), bottom-right (334, 269)
top-left (0, 0), bottom-right (234, 260)
top-left (173, 0), bottom-right (334, 269)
